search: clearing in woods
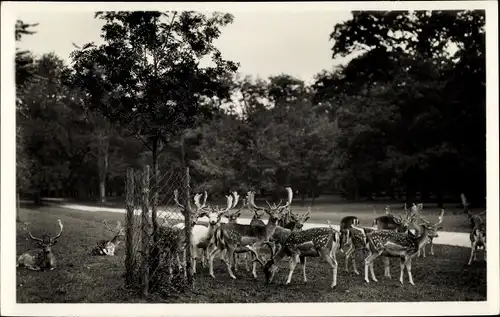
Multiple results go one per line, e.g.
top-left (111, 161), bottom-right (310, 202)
top-left (15, 205), bottom-right (486, 303)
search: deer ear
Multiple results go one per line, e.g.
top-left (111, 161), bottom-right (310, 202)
top-left (51, 240), bottom-right (58, 246)
top-left (303, 216), bottom-right (310, 222)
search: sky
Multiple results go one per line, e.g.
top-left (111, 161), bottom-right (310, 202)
top-left (16, 10), bottom-right (355, 84)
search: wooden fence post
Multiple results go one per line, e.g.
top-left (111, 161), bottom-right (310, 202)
top-left (141, 165), bottom-right (151, 295)
top-left (180, 133), bottom-right (194, 287)
top-left (125, 167), bottom-right (135, 287)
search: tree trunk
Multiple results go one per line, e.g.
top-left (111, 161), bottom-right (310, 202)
top-left (99, 179), bottom-right (106, 203)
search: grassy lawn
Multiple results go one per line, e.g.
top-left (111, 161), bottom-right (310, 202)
top-left (16, 206), bottom-right (486, 303)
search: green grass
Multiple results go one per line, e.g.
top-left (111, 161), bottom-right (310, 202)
top-left (16, 206), bottom-right (486, 303)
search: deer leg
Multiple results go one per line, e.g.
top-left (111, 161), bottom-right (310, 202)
top-left (383, 257), bottom-right (391, 279)
top-left (244, 253), bottom-right (250, 272)
top-left (352, 248), bottom-right (360, 275)
top-left (344, 242), bottom-right (354, 272)
top-left (468, 244), bottom-right (475, 266)
top-left (285, 253), bottom-right (300, 285)
top-left (429, 239), bottom-right (434, 256)
top-left (405, 258), bottom-right (415, 285)
top-left (366, 251), bottom-right (381, 283)
top-left (320, 248), bottom-right (338, 288)
top-left (225, 248), bottom-right (237, 279)
top-left (301, 255), bottom-right (307, 283)
top-left (208, 247), bottom-right (222, 278)
top-left (399, 258), bottom-right (405, 284)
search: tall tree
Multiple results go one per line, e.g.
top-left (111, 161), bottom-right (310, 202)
top-left (66, 11), bottom-right (239, 281)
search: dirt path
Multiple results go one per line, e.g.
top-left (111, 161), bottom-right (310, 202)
top-left (59, 203), bottom-right (471, 248)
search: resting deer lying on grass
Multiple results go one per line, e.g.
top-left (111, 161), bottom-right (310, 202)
top-left (91, 220), bottom-right (125, 256)
top-left (253, 220), bottom-right (341, 288)
top-left (364, 210), bottom-right (439, 285)
top-left (17, 219), bottom-right (64, 271)
top-left (208, 187), bottom-right (293, 279)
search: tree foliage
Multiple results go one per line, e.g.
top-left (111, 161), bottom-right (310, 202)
top-left (16, 10), bottom-right (486, 208)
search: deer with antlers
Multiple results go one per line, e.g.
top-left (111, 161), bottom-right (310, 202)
top-left (460, 193), bottom-right (487, 265)
top-left (208, 187), bottom-right (293, 279)
top-left (416, 210), bottom-right (445, 258)
top-left (222, 198), bottom-right (251, 272)
top-left (253, 220), bottom-right (341, 288)
top-left (461, 193), bottom-right (486, 229)
top-left (173, 189), bottom-right (236, 274)
top-left (364, 207), bottom-right (439, 285)
top-left (368, 203), bottom-right (422, 279)
top-left (17, 219), bottom-right (64, 271)
top-left (91, 220), bottom-right (125, 256)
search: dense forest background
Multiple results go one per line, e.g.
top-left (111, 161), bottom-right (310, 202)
top-left (15, 10), bottom-right (486, 207)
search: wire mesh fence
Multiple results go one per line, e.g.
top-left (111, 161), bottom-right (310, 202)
top-left (124, 165), bottom-right (193, 296)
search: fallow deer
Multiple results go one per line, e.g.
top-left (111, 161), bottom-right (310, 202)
top-left (461, 193), bottom-right (486, 229)
top-left (369, 203), bottom-right (421, 279)
top-left (468, 214), bottom-right (486, 265)
top-left (253, 220), bottom-right (341, 288)
top-left (17, 219), bottom-right (64, 271)
top-left (364, 212), bottom-right (438, 285)
top-left (91, 220), bottom-right (125, 256)
top-left (339, 215), bottom-right (360, 253)
top-left (173, 189), bottom-right (238, 274)
top-left (417, 210), bottom-right (445, 258)
top-left (208, 187), bottom-right (293, 279)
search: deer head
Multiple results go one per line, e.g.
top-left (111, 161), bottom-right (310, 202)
top-left (103, 220), bottom-right (125, 236)
top-left (26, 219), bottom-right (63, 254)
top-left (247, 187), bottom-right (293, 223)
top-left (289, 207), bottom-right (311, 230)
top-left (417, 209), bottom-right (445, 238)
top-left (202, 192), bottom-right (237, 226)
top-left (173, 189), bottom-right (209, 227)
top-left (225, 198), bottom-right (246, 223)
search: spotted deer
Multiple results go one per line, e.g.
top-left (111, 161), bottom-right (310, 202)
top-left (253, 220), bottom-right (341, 288)
top-left (364, 212), bottom-right (438, 285)
top-left (417, 210), bottom-right (445, 258)
top-left (17, 219), bottom-right (64, 271)
top-left (339, 215), bottom-right (360, 253)
top-left (91, 220), bottom-right (125, 256)
top-left (370, 203), bottom-right (421, 279)
top-left (208, 187), bottom-right (293, 279)
top-left (343, 224), bottom-right (376, 275)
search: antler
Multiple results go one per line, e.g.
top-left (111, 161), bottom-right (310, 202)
top-left (247, 191), bottom-right (264, 211)
top-left (385, 206), bottom-right (391, 215)
top-left (103, 220), bottom-right (119, 232)
top-left (173, 189), bottom-right (184, 209)
top-left (51, 219), bottom-right (63, 241)
top-left (280, 187), bottom-right (293, 210)
top-left (231, 191), bottom-right (240, 209)
top-left (26, 222), bottom-right (43, 243)
top-left (327, 220), bottom-right (335, 230)
top-left (460, 193), bottom-right (468, 208)
top-left (435, 209), bottom-right (445, 227)
top-left (216, 194), bottom-right (234, 214)
top-left (193, 191), bottom-right (208, 212)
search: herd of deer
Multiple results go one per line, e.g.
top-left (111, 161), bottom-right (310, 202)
top-left (17, 190), bottom-right (486, 289)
